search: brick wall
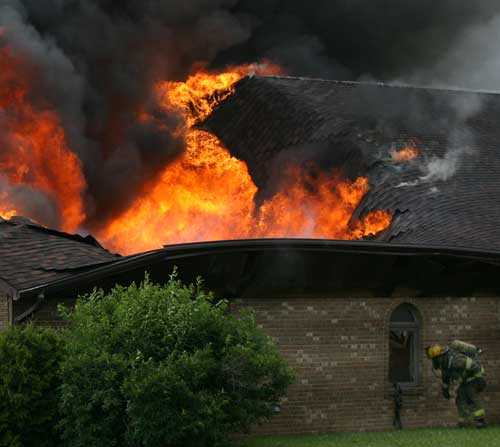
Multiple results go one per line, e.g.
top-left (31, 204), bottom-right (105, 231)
top-left (234, 294), bottom-right (500, 435)
top-left (0, 293), bottom-right (11, 330)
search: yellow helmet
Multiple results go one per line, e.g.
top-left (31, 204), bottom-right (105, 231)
top-left (425, 344), bottom-right (446, 359)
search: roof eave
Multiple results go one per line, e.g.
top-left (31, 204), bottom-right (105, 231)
top-left (16, 238), bottom-right (500, 301)
top-left (17, 248), bottom-right (167, 301)
top-left (0, 277), bottom-right (19, 300)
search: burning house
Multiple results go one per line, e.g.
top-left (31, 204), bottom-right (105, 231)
top-left (2, 74), bottom-right (500, 434)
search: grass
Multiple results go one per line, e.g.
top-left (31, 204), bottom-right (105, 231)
top-left (244, 426), bottom-right (500, 447)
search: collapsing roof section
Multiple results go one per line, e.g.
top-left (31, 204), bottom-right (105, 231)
top-left (0, 216), bottom-right (119, 296)
top-left (203, 75), bottom-right (500, 254)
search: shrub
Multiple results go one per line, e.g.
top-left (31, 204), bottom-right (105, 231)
top-left (59, 274), bottom-right (294, 447)
top-left (0, 325), bottom-right (63, 447)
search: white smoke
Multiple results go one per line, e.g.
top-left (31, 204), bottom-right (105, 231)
top-left (393, 72), bottom-right (483, 189)
top-left (396, 128), bottom-right (475, 188)
top-left (391, 10), bottom-right (500, 190)
top-left (420, 146), bottom-right (470, 183)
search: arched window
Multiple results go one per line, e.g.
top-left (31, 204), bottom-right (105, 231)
top-left (389, 304), bottom-right (420, 386)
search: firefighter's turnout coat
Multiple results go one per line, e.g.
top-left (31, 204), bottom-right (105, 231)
top-left (436, 349), bottom-right (486, 422)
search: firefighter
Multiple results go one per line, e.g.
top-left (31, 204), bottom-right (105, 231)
top-left (425, 344), bottom-right (487, 428)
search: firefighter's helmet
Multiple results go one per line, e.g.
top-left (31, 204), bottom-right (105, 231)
top-left (425, 344), bottom-right (447, 359)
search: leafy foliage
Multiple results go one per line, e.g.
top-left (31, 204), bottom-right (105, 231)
top-left (0, 325), bottom-right (63, 447)
top-left (59, 274), bottom-right (294, 447)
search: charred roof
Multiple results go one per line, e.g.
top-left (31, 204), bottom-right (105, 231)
top-left (203, 75), bottom-right (500, 253)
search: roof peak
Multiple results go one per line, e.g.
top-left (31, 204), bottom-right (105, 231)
top-left (0, 215), bottom-right (114, 253)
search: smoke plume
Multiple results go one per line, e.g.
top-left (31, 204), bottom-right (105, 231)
top-left (1, 0), bottom-right (500, 233)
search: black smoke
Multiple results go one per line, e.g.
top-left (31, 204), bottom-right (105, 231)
top-left (1, 0), bottom-right (499, 230)
top-left (224, 1), bottom-right (500, 81)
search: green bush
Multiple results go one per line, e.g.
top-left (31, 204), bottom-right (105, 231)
top-left (0, 325), bottom-right (63, 447)
top-left (59, 274), bottom-right (295, 447)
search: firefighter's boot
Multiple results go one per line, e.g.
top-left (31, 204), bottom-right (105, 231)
top-left (475, 418), bottom-right (487, 429)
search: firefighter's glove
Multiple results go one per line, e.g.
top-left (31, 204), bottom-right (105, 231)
top-left (442, 387), bottom-right (451, 400)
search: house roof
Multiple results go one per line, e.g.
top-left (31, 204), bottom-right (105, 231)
top-left (8, 77), bottom-right (500, 303)
top-left (0, 216), bottom-right (119, 295)
top-left (203, 75), bottom-right (500, 254)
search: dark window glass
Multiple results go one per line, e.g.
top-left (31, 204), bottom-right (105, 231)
top-left (389, 304), bottom-right (420, 386)
top-left (389, 330), bottom-right (415, 383)
top-left (390, 306), bottom-right (416, 323)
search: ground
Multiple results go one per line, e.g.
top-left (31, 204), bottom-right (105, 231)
top-left (244, 426), bottom-right (500, 447)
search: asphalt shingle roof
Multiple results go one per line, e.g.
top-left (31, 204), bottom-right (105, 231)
top-left (204, 76), bottom-right (500, 253)
top-left (0, 217), bottom-right (119, 292)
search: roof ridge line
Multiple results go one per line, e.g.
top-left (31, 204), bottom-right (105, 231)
top-left (25, 223), bottom-right (119, 255)
top-left (1, 216), bottom-right (117, 255)
top-left (250, 75), bottom-right (500, 96)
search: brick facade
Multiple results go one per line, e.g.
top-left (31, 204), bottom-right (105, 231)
top-left (234, 294), bottom-right (500, 434)
top-left (0, 293), bottom-right (11, 331)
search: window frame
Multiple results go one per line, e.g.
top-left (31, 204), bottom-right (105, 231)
top-left (388, 305), bottom-right (421, 388)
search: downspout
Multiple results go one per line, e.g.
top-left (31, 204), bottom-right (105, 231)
top-left (13, 292), bottom-right (45, 324)
top-left (8, 295), bottom-right (13, 326)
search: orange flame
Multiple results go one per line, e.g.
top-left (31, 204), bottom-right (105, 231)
top-left (0, 195), bottom-right (18, 220)
top-left (256, 169), bottom-right (392, 240)
top-left (98, 65), bottom-right (392, 254)
top-left (98, 129), bottom-right (258, 252)
top-left (156, 62), bottom-right (283, 127)
top-left (0, 46), bottom-right (86, 231)
top-left (391, 146), bottom-right (420, 163)
top-left (0, 50), bottom-right (391, 251)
